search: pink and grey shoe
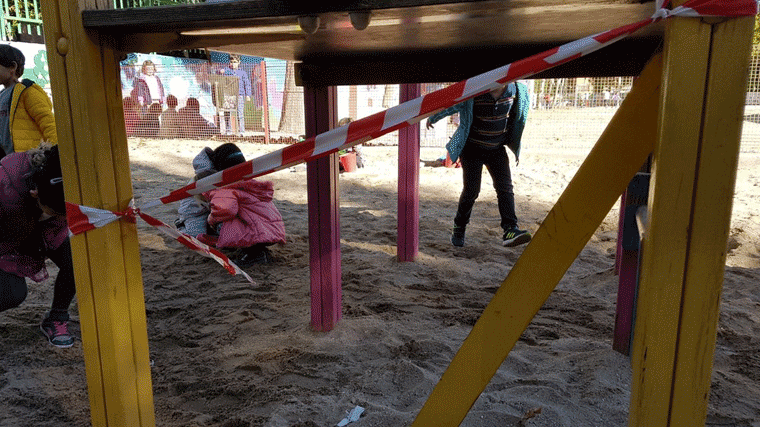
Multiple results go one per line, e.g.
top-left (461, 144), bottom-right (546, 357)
top-left (40, 319), bottom-right (75, 348)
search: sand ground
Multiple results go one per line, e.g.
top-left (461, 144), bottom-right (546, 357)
top-left (1, 134), bottom-right (758, 427)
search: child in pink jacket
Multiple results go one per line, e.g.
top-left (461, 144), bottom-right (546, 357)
top-left (199, 143), bottom-right (286, 266)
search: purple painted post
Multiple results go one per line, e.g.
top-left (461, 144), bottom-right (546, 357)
top-left (615, 191), bottom-right (627, 275)
top-left (304, 85), bottom-right (341, 331)
top-left (398, 83), bottom-right (421, 262)
top-left (614, 249), bottom-right (638, 355)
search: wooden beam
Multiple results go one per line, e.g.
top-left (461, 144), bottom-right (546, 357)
top-left (295, 40), bottom-right (662, 85)
top-left (80, 0), bottom-right (656, 31)
top-left (41, 1), bottom-right (155, 426)
top-left (81, 0), bottom-right (661, 84)
top-left (81, 0), bottom-right (484, 28)
top-left (412, 51), bottom-right (663, 427)
top-left (628, 10), bottom-right (754, 426)
top-left (398, 83), bottom-right (421, 262)
top-left (669, 15), bottom-right (754, 423)
top-left (304, 85), bottom-right (342, 331)
top-left (105, 32), bottom-right (306, 56)
top-left (628, 13), bottom-right (711, 423)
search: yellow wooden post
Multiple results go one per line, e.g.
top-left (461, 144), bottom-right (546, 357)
top-left (412, 52), bottom-right (663, 426)
top-left (40, 1), bottom-right (155, 426)
top-left (628, 9), bottom-right (754, 427)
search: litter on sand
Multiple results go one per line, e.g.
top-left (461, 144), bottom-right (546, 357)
top-left (337, 405), bottom-right (365, 426)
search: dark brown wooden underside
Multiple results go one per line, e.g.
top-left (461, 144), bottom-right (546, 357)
top-left (84, 0), bottom-right (663, 84)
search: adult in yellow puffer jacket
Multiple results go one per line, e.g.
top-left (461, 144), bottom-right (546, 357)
top-left (0, 44), bottom-right (57, 158)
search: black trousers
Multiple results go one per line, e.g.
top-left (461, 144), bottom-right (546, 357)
top-left (454, 143), bottom-right (517, 231)
top-left (0, 238), bottom-right (76, 322)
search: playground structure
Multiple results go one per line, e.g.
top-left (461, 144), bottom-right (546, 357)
top-left (39, 1), bottom-right (753, 426)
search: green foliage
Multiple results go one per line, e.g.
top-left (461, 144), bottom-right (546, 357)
top-left (5, 0), bottom-right (40, 19)
top-left (2, 0), bottom-right (42, 40)
top-left (27, 50), bottom-right (49, 88)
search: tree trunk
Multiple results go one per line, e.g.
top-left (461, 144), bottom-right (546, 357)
top-left (382, 84), bottom-right (396, 108)
top-left (278, 61), bottom-right (305, 136)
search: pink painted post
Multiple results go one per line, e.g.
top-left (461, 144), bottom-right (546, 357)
top-left (398, 83), bottom-right (421, 262)
top-left (613, 164), bottom-right (650, 355)
top-left (613, 249), bottom-right (639, 355)
top-left (304, 85), bottom-right (342, 331)
top-left (614, 191), bottom-right (627, 275)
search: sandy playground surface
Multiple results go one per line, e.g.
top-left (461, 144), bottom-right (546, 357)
top-left (1, 133), bottom-right (759, 427)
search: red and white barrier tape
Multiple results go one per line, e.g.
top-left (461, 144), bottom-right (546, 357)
top-left (67, 202), bottom-right (254, 283)
top-left (141, 0), bottom-right (758, 210)
top-left (66, 0), bottom-right (757, 281)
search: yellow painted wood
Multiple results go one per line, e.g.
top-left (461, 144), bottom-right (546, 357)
top-left (669, 15), bottom-right (755, 426)
top-left (628, 9), bottom-right (753, 427)
top-left (628, 13), bottom-right (712, 427)
top-left (40, 1), bottom-right (155, 426)
top-left (103, 47), bottom-right (157, 427)
top-left (40, 4), bottom-right (108, 424)
top-left (412, 52), bottom-right (663, 427)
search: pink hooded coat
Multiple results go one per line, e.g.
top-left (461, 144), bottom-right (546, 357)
top-left (202, 179), bottom-right (286, 248)
top-left (0, 152), bottom-right (68, 281)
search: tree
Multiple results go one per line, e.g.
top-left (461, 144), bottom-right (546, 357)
top-left (278, 61), bottom-right (305, 136)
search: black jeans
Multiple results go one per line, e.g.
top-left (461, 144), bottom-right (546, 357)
top-left (0, 238), bottom-right (76, 322)
top-left (454, 143), bottom-right (517, 231)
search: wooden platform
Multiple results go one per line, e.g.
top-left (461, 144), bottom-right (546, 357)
top-left (82, 0), bottom-right (663, 84)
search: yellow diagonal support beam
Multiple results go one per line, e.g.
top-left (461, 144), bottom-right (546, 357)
top-left (629, 10), bottom-right (754, 427)
top-left (41, 1), bottom-right (155, 426)
top-left (412, 52), bottom-right (663, 426)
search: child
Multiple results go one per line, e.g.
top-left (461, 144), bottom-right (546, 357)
top-left (176, 147), bottom-right (215, 238)
top-left (0, 44), bottom-right (57, 158)
top-left (132, 59), bottom-right (165, 109)
top-left (0, 143), bottom-right (76, 348)
top-left (123, 96), bottom-right (140, 137)
top-left (178, 97), bottom-right (219, 138)
top-left (159, 94), bottom-right (181, 138)
top-left (199, 143), bottom-right (286, 266)
top-left (137, 102), bottom-right (161, 137)
top-left (218, 54), bottom-right (252, 135)
top-left (426, 82), bottom-right (531, 248)
top-left (338, 117), bottom-right (364, 169)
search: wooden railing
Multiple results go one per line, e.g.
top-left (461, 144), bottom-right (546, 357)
top-left (0, 0), bottom-right (201, 42)
top-left (1, 0), bottom-right (42, 42)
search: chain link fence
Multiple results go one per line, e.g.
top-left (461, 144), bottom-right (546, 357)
top-left (121, 55), bottom-right (292, 143)
top-left (2, 1), bottom-right (758, 151)
top-left (122, 51), bottom-right (760, 153)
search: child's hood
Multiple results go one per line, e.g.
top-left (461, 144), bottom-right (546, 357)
top-left (192, 147), bottom-right (215, 174)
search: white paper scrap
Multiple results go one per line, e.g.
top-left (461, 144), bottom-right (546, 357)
top-left (337, 405), bottom-right (365, 426)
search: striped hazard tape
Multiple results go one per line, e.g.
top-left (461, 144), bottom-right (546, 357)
top-left (141, 0), bottom-right (758, 209)
top-left (67, 202), bottom-right (254, 283)
top-left (66, 0), bottom-right (757, 281)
